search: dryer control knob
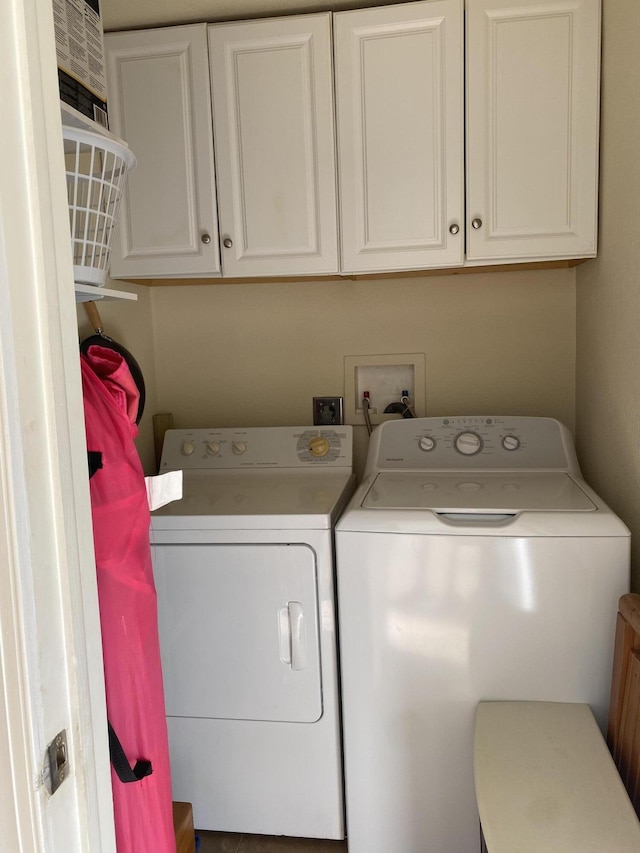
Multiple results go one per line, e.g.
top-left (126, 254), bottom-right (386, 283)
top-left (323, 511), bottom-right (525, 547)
top-left (232, 441), bottom-right (247, 455)
top-left (309, 436), bottom-right (330, 457)
top-left (205, 441), bottom-right (220, 456)
top-left (454, 431), bottom-right (483, 456)
top-left (181, 440), bottom-right (195, 456)
top-left (418, 435), bottom-right (436, 452)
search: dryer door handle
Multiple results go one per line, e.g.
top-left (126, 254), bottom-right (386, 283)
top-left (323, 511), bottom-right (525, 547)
top-left (278, 601), bottom-right (307, 671)
top-left (289, 601), bottom-right (307, 671)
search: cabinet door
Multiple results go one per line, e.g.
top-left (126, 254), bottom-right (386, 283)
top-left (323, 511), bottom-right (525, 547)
top-left (466, 0), bottom-right (601, 262)
top-left (208, 15), bottom-right (338, 277)
top-left (334, 0), bottom-right (464, 274)
top-left (105, 25), bottom-right (221, 278)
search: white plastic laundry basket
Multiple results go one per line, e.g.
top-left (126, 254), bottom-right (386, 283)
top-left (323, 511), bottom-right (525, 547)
top-left (63, 126), bottom-right (136, 287)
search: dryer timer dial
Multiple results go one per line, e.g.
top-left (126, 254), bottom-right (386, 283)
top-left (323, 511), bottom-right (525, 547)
top-left (308, 437), bottom-right (330, 457)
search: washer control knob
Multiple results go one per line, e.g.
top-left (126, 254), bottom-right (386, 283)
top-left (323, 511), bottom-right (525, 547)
top-left (181, 440), bottom-right (195, 456)
top-left (418, 435), bottom-right (436, 452)
top-left (232, 441), bottom-right (247, 455)
top-left (502, 435), bottom-right (520, 451)
top-left (309, 437), bottom-right (330, 457)
top-left (454, 432), bottom-right (483, 456)
top-left (205, 441), bottom-right (220, 456)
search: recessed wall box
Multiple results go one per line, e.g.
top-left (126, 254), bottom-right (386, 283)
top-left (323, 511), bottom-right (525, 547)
top-left (344, 354), bottom-right (426, 426)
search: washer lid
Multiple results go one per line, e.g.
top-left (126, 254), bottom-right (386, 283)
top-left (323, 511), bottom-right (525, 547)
top-left (362, 472), bottom-right (596, 514)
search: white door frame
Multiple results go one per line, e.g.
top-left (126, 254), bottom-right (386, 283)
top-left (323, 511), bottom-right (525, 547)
top-left (0, 0), bottom-right (116, 849)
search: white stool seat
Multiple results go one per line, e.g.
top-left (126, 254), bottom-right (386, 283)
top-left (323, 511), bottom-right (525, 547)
top-left (474, 701), bottom-right (640, 852)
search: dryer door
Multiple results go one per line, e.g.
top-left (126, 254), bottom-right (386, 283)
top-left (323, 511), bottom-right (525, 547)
top-left (154, 543), bottom-right (322, 722)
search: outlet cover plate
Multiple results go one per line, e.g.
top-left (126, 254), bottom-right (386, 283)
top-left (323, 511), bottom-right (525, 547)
top-left (313, 396), bottom-right (344, 426)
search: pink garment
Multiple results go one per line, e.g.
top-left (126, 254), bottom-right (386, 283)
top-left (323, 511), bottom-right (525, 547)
top-left (81, 345), bottom-right (176, 853)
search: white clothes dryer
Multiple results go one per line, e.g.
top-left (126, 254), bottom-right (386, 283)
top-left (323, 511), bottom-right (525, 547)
top-left (335, 416), bottom-right (629, 853)
top-left (151, 426), bottom-right (354, 838)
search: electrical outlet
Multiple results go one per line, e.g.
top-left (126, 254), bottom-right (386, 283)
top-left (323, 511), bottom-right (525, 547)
top-left (313, 397), bottom-right (344, 426)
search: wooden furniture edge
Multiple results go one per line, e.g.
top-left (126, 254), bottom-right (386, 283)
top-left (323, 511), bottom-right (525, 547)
top-left (608, 593), bottom-right (640, 817)
top-left (619, 593), bottom-right (640, 635)
top-left (173, 801), bottom-right (196, 853)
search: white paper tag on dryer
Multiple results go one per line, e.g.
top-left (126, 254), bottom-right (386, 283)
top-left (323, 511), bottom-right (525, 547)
top-left (145, 470), bottom-right (183, 510)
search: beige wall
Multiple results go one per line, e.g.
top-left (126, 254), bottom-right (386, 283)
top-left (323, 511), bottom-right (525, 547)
top-left (78, 268), bottom-right (576, 479)
top-left (145, 269), bottom-right (576, 475)
top-left (576, 0), bottom-right (640, 590)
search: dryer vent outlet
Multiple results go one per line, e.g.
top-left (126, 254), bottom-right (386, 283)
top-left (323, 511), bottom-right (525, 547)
top-left (313, 397), bottom-right (344, 426)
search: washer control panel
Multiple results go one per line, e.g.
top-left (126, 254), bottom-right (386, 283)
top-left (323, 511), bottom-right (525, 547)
top-left (374, 416), bottom-right (578, 472)
top-left (161, 426), bottom-right (353, 471)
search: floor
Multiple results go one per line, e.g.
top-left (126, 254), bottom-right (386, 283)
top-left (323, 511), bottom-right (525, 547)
top-left (196, 831), bottom-right (347, 853)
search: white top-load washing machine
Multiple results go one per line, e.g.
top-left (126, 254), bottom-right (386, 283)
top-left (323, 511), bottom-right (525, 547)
top-left (151, 425), bottom-right (354, 838)
top-left (335, 416), bottom-right (630, 853)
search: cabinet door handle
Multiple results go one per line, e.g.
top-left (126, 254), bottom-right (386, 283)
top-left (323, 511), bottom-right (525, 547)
top-left (449, 223), bottom-right (460, 235)
top-left (223, 237), bottom-right (233, 249)
top-left (201, 233), bottom-right (211, 244)
top-left (471, 218), bottom-right (483, 230)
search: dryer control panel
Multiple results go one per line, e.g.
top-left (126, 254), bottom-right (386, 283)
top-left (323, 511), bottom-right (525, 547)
top-left (371, 416), bottom-right (580, 473)
top-left (160, 425), bottom-right (353, 471)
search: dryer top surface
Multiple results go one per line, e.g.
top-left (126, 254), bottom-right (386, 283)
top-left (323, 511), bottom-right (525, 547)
top-left (152, 424), bottom-right (355, 532)
top-left (152, 469), bottom-right (355, 531)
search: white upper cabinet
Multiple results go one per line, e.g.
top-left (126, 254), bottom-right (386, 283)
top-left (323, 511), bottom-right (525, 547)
top-left (466, 0), bottom-right (601, 263)
top-left (208, 15), bottom-right (339, 277)
top-left (105, 25), bottom-right (221, 278)
top-left (334, 0), bottom-right (464, 273)
top-left (104, 1), bottom-right (601, 281)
